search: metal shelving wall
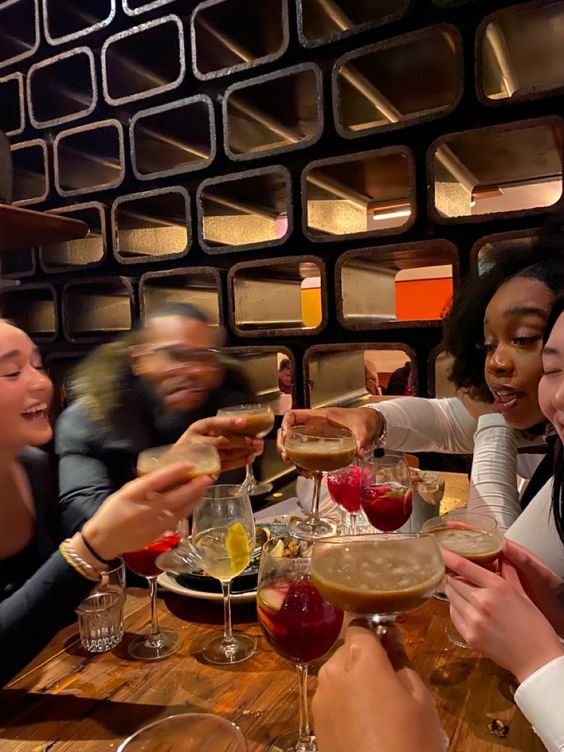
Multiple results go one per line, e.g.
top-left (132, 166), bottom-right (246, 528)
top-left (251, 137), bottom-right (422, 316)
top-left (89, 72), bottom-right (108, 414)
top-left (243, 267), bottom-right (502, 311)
top-left (1, 0), bottom-right (563, 412)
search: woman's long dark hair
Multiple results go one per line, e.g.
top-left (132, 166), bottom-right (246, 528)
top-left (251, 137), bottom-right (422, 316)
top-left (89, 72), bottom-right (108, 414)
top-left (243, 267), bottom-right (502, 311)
top-left (543, 295), bottom-right (564, 547)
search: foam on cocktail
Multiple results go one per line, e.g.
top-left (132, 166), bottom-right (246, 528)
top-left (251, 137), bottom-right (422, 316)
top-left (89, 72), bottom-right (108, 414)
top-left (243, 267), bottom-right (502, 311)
top-left (430, 527), bottom-right (501, 565)
top-left (311, 540), bottom-right (444, 615)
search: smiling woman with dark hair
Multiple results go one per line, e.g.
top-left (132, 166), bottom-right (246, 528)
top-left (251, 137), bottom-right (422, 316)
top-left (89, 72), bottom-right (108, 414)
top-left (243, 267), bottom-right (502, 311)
top-left (56, 303), bottom-right (257, 535)
top-left (0, 318), bottom-right (212, 684)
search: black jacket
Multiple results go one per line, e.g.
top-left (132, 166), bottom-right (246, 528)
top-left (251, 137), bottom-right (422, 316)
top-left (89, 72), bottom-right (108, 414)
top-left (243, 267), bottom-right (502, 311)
top-left (55, 368), bottom-right (254, 535)
top-left (0, 448), bottom-right (93, 686)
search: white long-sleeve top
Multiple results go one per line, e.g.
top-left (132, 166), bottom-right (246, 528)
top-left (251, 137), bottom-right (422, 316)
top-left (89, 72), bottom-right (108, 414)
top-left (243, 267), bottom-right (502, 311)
top-left (370, 398), bottom-right (564, 576)
top-left (514, 655), bottom-right (564, 752)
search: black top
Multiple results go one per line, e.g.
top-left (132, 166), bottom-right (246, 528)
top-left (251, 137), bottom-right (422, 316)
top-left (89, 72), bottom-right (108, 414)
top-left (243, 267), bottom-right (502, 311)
top-left (56, 368), bottom-right (254, 535)
top-left (0, 448), bottom-right (93, 686)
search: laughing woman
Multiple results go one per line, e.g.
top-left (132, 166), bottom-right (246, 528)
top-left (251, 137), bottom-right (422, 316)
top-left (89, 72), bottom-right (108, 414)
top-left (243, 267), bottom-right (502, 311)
top-left (0, 319), bottom-right (212, 684)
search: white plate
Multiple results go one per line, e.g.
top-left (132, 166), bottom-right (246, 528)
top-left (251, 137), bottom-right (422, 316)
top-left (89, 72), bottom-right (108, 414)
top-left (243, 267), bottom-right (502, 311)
top-left (157, 571), bottom-right (257, 603)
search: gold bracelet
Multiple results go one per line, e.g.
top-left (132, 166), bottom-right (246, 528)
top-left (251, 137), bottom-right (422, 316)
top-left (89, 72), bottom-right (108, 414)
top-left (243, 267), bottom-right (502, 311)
top-left (59, 540), bottom-right (101, 582)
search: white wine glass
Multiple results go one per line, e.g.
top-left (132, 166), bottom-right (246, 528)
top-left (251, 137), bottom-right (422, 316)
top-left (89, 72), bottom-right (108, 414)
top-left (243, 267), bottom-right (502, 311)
top-left (192, 484), bottom-right (256, 664)
top-left (217, 403), bottom-right (275, 496)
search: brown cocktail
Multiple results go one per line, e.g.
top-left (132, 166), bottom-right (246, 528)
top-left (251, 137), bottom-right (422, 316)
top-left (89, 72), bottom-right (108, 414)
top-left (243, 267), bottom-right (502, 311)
top-left (427, 526), bottom-right (502, 567)
top-left (216, 403), bottom-right (275, 496)
top-left (285, 442), bottom-right (356, 473)
top-left (137, 442), bottom-right (221, 481)
top-left (285, 425), bottom-right (357, 539)
top-left (311, 534), bottom-right (444, 621)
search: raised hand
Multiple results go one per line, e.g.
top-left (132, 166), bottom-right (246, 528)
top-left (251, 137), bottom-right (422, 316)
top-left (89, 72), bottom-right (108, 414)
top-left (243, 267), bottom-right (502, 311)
top-left (444, 549), bottom-right (564, 683)
top-left (312, 624), bottom-right (446, 752)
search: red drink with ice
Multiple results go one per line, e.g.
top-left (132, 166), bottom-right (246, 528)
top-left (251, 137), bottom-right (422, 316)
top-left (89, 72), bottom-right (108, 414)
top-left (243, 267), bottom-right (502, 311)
top-left (360, 483), bottom-right (412, 532)
top-left (327, 465), bottom-right (361, 513)
top-left (122, 532), bottom-right (180, 577)
top-left (257, 577), bottom-right (343, 663)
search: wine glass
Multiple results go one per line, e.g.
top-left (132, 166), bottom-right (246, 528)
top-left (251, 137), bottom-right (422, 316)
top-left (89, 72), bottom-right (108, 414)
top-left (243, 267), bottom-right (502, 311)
top-left (327, 463), bottom-right (361, 535)
top-left (138, 441), bottom-right (220, 573)
top-left (216, 403), bottom-right (275, 496)
top-left (284, 425), bottom-right (356, 539)
top-left (359, 453), bottom-right (413, 532)
top-left (192, 484), bottom-right (256, 664)
top-left (421, 510), bottom-right (502, 647)
top-left (310, 534), bottom-right (444, 633)
top-left (257, 536), bottom-right (344, 752)
top-left (122, 531), bottom-right (182, 660)
top-left (117, 712), bottom-right (247, 751)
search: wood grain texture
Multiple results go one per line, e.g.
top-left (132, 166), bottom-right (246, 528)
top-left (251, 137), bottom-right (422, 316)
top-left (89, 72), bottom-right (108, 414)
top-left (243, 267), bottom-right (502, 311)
top-left (0, 205), bottom-right (89, 252)
top-left (0, 588), bottom-right (543, 752)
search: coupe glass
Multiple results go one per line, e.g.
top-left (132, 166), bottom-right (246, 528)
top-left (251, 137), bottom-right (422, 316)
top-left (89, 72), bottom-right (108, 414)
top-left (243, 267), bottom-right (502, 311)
top-left (285, 425), bottom-right (356, 539)
top-left (257, 536), bottom-right (344, 752)
top-left (192, 484), bottom-right (256, 664)
top-left (359, 454), bottom-right (413, 532)
top-left (327, 463), bottom-right (361, 535)
top-left (138, 441), bottom-right (220, 573)
top-left (217, 403), bottom-right (275, 496)
top-left (310, 534), bottom-right (444, 633)
top-left (117, 712), bottom-right (247, 752)
top-left (421, 510), bottom-right (502, 647)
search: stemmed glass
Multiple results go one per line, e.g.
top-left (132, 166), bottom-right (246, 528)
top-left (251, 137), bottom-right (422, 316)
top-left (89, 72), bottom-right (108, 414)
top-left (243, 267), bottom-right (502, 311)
top-left (139, 442), bottom-right (220, 574)
top-left (421, 510), bottom-right (502, 647)
top-left (327, 463), bottom-right (361, 535)
top-left (310, 534), bottom-right (444, 633)
top-left (192, 484), bottom-right (256, 664)
top-left (123, 442), bottom-right (221, 660)
top-left (122, 532), bottom-right (182, 660)
top-left (257, 536), bottom-right (344, 752)
top-left (359, 453), bottom-right (413, 532)
top-left (217, 403), bottom-right (275, 496)
top-left (284, 425), bottom-right (356, 539)
top-left (117, 712), bottom-right (247, 752)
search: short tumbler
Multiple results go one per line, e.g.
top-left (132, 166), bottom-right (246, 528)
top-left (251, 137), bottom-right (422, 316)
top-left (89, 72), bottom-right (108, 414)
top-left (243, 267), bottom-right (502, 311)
top-left (76, 591), bottom-right (124, 653)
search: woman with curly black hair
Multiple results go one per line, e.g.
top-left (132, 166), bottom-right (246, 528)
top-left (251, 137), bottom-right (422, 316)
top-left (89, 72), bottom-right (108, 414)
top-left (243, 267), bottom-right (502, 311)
top-left (279, 238), bottom-right (564, 574)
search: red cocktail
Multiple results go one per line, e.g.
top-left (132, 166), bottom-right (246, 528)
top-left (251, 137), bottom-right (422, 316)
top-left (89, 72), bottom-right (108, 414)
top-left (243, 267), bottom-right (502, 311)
top-left (257, 577), bottom-right (343, 664)
top-left (258, 537), bottom-right (343, 751)
top-left (327, 466), bottom-right (361, 513)
top-left (123, 532), bottom-right (180, 578)
top-left (360, 483), bottom-right (412, 532)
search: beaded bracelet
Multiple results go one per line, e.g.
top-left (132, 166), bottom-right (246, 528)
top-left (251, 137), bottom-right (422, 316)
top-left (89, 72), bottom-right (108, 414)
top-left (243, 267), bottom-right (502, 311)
top-left (59, 540), bottom-right (101, 582)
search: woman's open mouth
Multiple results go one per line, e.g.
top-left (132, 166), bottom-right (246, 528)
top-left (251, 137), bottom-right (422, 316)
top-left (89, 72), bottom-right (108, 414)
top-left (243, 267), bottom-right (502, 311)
top-left (21, 402), bottom-right (49, 421)
top-left (489, 385), bottom-right (524, 413)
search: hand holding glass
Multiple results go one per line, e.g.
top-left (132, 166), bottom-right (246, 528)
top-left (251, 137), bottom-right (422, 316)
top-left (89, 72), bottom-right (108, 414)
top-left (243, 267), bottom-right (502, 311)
top-left (421, 510), bottom-right (502, 647)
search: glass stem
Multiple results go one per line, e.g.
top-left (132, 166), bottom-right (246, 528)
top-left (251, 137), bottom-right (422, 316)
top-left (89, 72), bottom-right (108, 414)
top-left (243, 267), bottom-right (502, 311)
top-left (350, 513), bottom-right (357, 536)
top-left (147, 576), bottom-right (159, 636)
top-left (244, 462), bottom-right (256, 490)
top-left (221, 580), bottom-right (235, 645)
top-left (295, 663), bottom-right (312, 745)
top-left (310, 472), bottom-right (322, 521)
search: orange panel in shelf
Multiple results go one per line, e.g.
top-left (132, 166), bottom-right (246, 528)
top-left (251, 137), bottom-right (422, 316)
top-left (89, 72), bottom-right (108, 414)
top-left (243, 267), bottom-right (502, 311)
top-left (395, 277), bottom-right (453, 321)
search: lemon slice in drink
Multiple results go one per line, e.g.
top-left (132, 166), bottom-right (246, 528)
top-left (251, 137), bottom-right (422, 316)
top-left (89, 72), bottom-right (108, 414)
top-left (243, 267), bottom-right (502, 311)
top-left (226, 522), bottom-right (251, 575)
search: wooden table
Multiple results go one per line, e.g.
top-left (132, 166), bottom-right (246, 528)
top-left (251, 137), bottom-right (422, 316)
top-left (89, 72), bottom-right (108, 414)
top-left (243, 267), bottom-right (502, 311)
top-left (0, 586), bottom-right (543, 752)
